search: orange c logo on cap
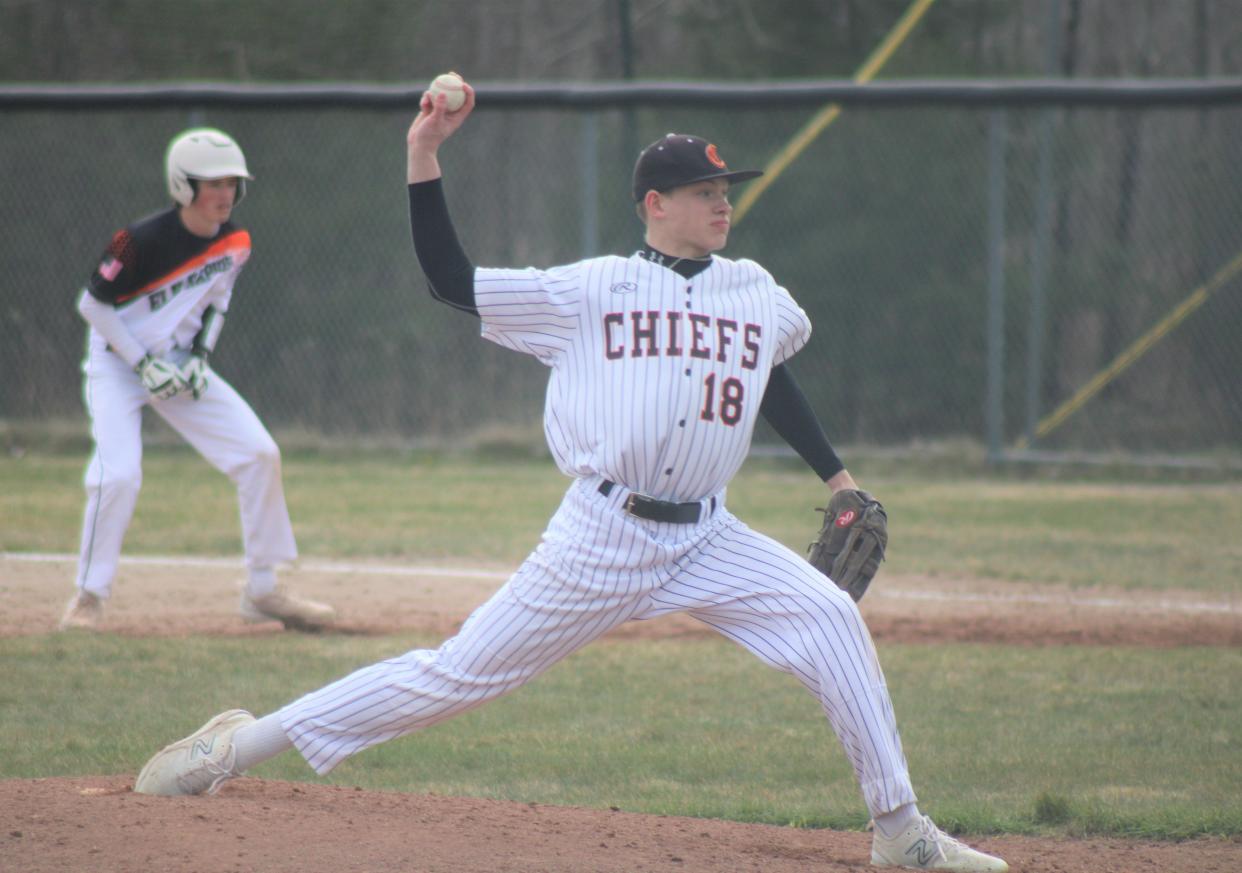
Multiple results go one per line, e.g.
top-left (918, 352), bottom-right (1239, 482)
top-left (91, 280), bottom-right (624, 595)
top-left (705, 144), bottom-right (727, 169)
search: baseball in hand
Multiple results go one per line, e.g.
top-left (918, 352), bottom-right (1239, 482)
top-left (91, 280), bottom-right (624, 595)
top-left (428, 72), bottom-right (466, 111)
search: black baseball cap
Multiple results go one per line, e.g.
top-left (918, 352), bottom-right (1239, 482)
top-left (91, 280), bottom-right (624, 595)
top-left (631, 133), bottom-right (763, 202)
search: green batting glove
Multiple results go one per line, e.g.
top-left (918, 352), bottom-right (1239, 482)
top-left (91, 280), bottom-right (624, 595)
top-left (180, 353), bottom-right (210, 400)
top-left (135, 354), bottom-right (186, 402)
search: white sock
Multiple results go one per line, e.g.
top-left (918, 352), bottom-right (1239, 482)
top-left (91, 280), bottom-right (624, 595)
top-left (231, 712), bottom-right (294, 772)
top-left (246, 567), bottom-right (277, 597)
top-left (874, 803), bottom-right (922, 838)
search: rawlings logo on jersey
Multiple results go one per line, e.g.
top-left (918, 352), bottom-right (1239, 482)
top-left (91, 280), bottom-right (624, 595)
top-left (611, 282), bottom-right (638, 294)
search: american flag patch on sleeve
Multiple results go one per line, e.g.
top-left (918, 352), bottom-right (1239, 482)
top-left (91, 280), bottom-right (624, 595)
top-left (99, 256), bottom-right (123, 281)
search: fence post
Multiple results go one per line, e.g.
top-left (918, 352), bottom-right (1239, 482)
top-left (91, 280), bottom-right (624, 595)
top-left (1025, 0), bottom-right (1062, 447)
top-left (985, 108), bottom-right (1008, 463)
top-left (579, 111), bottom-right (600, 258)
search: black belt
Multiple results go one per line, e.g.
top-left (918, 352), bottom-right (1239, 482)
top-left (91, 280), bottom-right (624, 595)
top-left (598, 480), bottom-right (715, 524)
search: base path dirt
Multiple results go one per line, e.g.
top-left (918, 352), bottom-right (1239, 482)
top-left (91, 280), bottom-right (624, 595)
top-left (3, 554), bottom-right (1241, 872)
top-left (4, 554), bottom-right (1240, 646)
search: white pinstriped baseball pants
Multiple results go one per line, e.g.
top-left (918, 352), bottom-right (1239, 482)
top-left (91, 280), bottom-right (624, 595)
top-left (280, 474), bottom-right (917, 816)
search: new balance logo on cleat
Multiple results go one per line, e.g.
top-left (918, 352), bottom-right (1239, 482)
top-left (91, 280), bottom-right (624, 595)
top-left (906, 838), bottom-right (937, 866)
top-left (134, 709), bottom-right (255, 796)
top-left (871, 815), bottom-right (1008, 872)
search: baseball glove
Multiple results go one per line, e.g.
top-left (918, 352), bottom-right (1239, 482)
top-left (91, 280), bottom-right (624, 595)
top-left (806, 489), bottom-right (888, 602)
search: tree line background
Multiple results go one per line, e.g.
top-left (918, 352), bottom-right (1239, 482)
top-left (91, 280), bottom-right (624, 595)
top-left (2, 0), bottom-right (1240, 461)
top-left (4, 0), bottom-right (1240, 82)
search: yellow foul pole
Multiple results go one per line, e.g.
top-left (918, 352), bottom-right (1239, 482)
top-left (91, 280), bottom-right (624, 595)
top-left (1014, 250), bottom-right (1242, 449)
top-left (732, 0), bottom-right (940, 226)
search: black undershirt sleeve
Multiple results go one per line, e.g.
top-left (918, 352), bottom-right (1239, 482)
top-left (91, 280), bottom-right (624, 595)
top-left (760, 364), bottom-right (846, 482)
top-left (408, 180), bottom-right (478, 316)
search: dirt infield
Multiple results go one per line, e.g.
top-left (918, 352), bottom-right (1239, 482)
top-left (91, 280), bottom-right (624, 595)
top-left (5, 554), bottom-right (1240, 646)
top-left (3, 555), bottom-right (1240, 872)
top-left (3, 776), bottom-right (1239, 873)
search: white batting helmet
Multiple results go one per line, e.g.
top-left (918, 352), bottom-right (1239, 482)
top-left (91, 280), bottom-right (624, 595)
top-left (165, 128), bottom-right (253, 207)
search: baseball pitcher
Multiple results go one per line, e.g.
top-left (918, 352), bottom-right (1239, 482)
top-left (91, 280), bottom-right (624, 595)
top-left (132, 85), bottom-right (1006, 873)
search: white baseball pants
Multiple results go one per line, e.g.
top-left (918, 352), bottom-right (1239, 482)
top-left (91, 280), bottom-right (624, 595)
top-left (279, 474), bottom-right (916, 816)
top-left (75, 351), bottom-right (297, 598)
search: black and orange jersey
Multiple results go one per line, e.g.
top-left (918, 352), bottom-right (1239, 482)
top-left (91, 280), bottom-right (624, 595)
top-left (88, 208), bottom-right (248, 305)
top-left (84, 207), bottom-right (250, 357)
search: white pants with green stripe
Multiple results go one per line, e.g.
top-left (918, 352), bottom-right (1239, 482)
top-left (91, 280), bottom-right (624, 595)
top-left (75, 350), bottom-right (295, 598)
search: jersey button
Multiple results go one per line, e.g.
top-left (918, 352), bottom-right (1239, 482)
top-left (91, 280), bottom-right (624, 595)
top-left (664, 468), bottom-right (673, 475)
top-left (678, 419), bottom-right (686, 427)
top-left (684, 368), bottom-right (691, 376)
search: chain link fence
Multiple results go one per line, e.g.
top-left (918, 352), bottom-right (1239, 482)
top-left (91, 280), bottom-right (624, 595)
top-left (2, 82), bottom-right (1240, 465)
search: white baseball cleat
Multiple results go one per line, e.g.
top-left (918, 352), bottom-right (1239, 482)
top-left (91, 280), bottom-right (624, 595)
top-left (134, 709), bottom-right (254, 796)
top-left (239, 585), bottom-right (336, 631)
top-left (871, 815), bottom-right (1008, 872)
top-left (58, 590), bottom-right (104, 631)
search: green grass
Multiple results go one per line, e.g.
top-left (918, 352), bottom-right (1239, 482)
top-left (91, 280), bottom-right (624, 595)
top-left (880, 480), bottom-right (1242, 591)
top-left (1, 631), bottom-right (1238, 839)
top-left (0, 449), bottom-right (567, 563)
top-left (2, 447), bottom-right (1241, 840)
top-left (3, 448), bottom-right (1241, 591)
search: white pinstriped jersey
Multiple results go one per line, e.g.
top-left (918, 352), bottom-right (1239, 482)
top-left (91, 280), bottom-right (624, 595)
top-left (475, 253), bottom-right (812, 502)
